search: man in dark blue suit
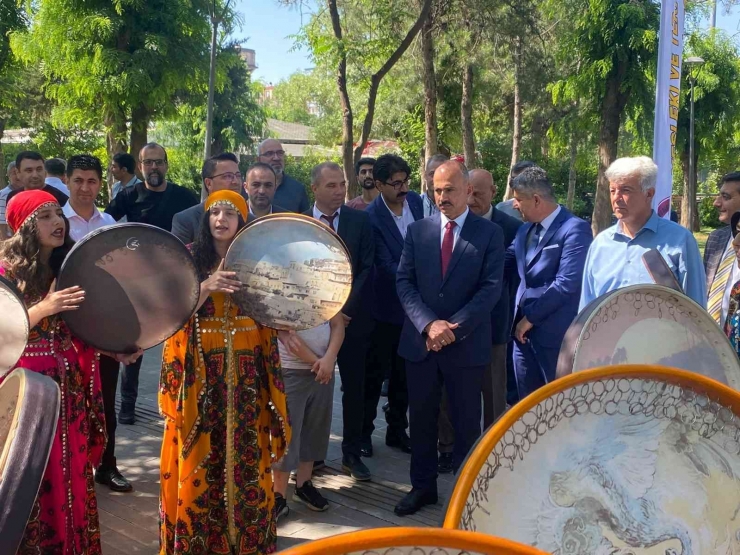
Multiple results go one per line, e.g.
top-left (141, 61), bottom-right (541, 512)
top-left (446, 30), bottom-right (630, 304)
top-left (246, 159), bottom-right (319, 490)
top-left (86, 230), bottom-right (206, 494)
top-left (468, 169), bottom-right (522, 426)
top-left (395, 161), bottom-right (505, 516)
top-left (508, 166), bottom-right (592, 398)
top-left (363, 154), bottom-right (423, 456)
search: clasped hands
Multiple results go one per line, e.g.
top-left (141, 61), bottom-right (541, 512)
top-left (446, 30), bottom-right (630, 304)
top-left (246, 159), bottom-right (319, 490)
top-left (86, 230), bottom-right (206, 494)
top-left (424, 320), bottom-right (459, 352)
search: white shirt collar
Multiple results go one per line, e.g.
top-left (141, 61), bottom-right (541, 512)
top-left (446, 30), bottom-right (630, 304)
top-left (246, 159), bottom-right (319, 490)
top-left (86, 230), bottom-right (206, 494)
top-left (483, 205), bottom-right (493, 221)
top-left (440, 207), bottom-right (470, 230)
top-left (63, 201), bottom-right (104, 222)
top-left (380, 193), bottom-right (408, 218)
top-left (539, 204), bottom-right (561, 232)
top-left (313, 204), bottom-right (341, 220)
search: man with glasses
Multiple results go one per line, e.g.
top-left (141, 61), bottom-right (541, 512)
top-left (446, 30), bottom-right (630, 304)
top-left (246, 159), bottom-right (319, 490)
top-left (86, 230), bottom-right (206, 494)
top-left (105, 142), bottom-right (198, 425)
top-left (171, 152), bottom-right (247, 244)
top-left (363, 154), bottom-right (422, 458)
top-left (106, 142), bottom-right (198, 232)
top-left (258, 139), bottom-right (310, 213)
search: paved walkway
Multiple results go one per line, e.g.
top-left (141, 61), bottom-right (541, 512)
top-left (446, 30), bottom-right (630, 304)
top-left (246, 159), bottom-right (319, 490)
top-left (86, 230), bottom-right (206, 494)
top-left (97, 345), bottom-right (456, 554)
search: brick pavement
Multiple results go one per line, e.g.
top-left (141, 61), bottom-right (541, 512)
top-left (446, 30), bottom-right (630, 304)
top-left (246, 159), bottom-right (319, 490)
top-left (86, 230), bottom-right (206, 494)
top-left (97, 345), bottom-right (457, 553)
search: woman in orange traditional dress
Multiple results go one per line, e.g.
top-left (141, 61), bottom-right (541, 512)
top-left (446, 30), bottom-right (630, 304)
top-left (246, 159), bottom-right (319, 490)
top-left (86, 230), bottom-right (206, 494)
top-left (158, 190), bottom-right (290, 555)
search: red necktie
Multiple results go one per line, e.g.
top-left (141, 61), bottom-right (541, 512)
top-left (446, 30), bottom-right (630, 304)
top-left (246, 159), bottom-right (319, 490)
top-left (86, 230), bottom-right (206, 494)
top-left (321, 213), bottom-right (337, 230)
top-left (441, 221), bottom-right (456, 277)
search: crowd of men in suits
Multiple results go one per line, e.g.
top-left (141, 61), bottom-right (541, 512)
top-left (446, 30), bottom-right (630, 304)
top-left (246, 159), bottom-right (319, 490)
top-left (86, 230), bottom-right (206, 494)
top-left (3, 138), bottom-right (730, 518)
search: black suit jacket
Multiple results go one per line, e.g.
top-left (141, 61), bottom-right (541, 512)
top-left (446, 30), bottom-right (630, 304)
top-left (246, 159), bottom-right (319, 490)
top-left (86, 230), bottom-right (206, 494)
top-left (396, 211), bottom-right (505, 365)
top-left (303, 205), bottom-right (375, 335)
top-left (487, 207), bottom-right (523, 344)
top-left (704, 225), bottom-right (732, 296)
top-left (171, 202), bottom-right (287, 244)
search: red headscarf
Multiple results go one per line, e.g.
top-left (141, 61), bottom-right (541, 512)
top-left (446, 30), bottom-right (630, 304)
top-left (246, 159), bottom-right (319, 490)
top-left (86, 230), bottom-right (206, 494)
top-left (6, 190), bottom-right (60, 234)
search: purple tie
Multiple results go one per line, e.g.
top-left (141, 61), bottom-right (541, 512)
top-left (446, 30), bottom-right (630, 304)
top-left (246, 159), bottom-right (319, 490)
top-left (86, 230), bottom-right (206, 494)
top-left (321, 213), bottom-right (337, 230)
top-left (441, 221), bottom-right (456, 277)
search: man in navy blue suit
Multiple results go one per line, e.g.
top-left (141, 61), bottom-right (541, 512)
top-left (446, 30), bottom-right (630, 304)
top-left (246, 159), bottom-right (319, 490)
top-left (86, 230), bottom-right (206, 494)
top-left (508, 166), bottom-right (592, 398)
top-left (363, 154), bottom-right (423, 457)
top-left (395, 161), bottom-right (505, 516)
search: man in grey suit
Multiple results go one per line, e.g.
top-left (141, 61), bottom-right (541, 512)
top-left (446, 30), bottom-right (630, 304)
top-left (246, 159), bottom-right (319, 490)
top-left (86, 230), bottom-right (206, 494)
top-left (705, 172), bottom-right (740, 325)
top-left (171, 153), bottom-right (246, 244)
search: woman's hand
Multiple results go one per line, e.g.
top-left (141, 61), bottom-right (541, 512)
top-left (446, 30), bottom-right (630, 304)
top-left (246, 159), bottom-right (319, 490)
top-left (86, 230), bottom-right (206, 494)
top-left (114, 349), bottom-right (144, 366)
top-left (38, 279), bottom-right (85, 317)
top-left (201, 260), bottom-right (241, 295)
top-left (311, 356), bottom-right (335, 385)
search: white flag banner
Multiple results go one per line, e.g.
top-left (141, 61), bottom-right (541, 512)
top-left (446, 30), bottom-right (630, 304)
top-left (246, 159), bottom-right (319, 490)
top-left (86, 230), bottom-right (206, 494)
top-left (652, 0), bottom-right (684, 219)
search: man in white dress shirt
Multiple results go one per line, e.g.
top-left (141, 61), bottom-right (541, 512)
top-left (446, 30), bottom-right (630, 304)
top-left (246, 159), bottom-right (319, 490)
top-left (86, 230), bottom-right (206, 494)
top-left (45, 158), bottom-right (71, 197)
top-left (63, 154), bottom-right (133, 493)
top-left (304, 162), bottom-right (375, 482)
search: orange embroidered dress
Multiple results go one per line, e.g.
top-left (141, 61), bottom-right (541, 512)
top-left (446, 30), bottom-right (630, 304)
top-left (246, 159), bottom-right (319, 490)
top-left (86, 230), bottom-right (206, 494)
top-left (158, 292), bottom-right (290, 555)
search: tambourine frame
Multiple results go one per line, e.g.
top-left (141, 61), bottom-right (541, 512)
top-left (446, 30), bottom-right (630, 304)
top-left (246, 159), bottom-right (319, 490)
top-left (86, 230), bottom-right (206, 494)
top-left (224, 212), bottom-right (353, 331)
top-left (0, 274), bottom-right (29, 378)
top-left (56, 223), bottom-right (200, 353)
top-left (556, 283), bottom-right (740, 380)
top-left (444, 364), bottom-right (740, 530)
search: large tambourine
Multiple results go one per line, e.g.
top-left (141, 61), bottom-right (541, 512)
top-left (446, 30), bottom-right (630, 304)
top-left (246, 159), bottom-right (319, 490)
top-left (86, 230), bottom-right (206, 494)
top-left (57, 224), bottom-right (200, 353)
top-left (556, 284), bottom-right (740, 389)
top-left (224, 213), bottom-right (352, 331)
top-left (0, 275), bottom-right (28, 377)
top-left (444, 365), bottom-right (740, 555)
top-left (0, 368), bottom-right (60, 555)
top-left (279, 527), bottom-right (546, 555)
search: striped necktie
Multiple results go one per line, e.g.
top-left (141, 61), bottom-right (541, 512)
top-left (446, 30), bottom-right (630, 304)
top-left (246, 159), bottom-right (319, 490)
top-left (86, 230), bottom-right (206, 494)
top-left (708, 243), bottom-right (735, 324)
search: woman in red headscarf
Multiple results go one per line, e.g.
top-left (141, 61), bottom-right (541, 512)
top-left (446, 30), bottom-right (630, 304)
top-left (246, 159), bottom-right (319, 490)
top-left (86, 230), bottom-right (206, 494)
top-left (0, 190), bottom-right (138, 554)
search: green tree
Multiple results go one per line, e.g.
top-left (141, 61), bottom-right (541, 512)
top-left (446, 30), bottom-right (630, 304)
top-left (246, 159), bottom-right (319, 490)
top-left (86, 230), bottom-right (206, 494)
top-left (546, 0), bottom-right (660, 234)
top-left (295, 0), bottom-right (433, 197)
top-left (11, 0), bottom-right (214, 165)
top-left (676, 29), bottom-right (740, 230)
top-left (0, 0), bottom-right (28, 185)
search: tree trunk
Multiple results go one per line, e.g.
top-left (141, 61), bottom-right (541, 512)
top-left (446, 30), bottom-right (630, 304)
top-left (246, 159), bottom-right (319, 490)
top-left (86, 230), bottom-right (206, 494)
top-left (461, 63), bottom-right (476, 168)
top-left (350, 0), bottom-right (434, 190)
top-left (592, 62), bottom-right (629, 235)
top-left (505, 36), bottom-right (522, 201)
top-left (104, 104), bottom-right (128, 198)
top-left (327, 0), bottom-right (355, 201)
top-left (421, 10), bottom-right (438, 162)
top-left (130, 104), bottom-right (149, 164)
top-left (566, 132), bottom-right (577, 210)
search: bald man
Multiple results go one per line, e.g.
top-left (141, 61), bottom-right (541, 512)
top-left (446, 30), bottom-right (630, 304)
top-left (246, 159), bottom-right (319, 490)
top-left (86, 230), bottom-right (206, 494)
top-left (257, 138), bottom-right (310, 213)
top-left (468, 170), bottom-right (523, 424)
top-left (395, 161), bottom-right (505, 516)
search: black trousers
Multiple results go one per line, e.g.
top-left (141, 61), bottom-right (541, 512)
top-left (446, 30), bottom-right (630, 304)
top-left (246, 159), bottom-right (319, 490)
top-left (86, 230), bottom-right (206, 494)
top-left (406, 356), bottom-right (484, 491)
top-left (336, 329), bottom-right (371, 458)
top-left (98, 355), bottom-right (120, 469)
top-left (119, 354), bottom-right (143, 416)
top-left (362, 323), bottom-right (408, 442)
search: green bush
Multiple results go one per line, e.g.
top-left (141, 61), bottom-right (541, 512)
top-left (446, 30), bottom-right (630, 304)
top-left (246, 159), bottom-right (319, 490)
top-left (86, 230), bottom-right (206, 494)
top-left (699, 196), bottom-right (722, 228)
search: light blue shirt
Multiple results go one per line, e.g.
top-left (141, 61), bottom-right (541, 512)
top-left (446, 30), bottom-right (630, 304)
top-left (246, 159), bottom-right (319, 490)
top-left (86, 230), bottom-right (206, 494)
top-left (579, 211), bottom-right (706, 310)
top-left (440, 207), bottom-right (469, 250)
